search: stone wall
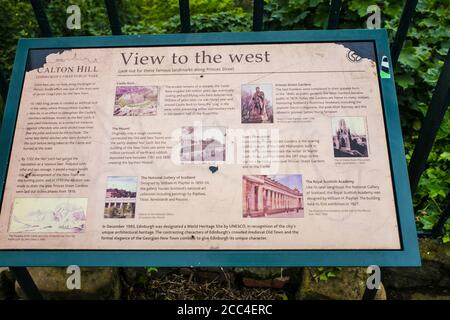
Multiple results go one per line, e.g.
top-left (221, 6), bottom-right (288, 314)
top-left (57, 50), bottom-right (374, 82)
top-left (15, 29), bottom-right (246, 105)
top-left (0, 239), bottom-right (448, 300)
top-left (383, 238), bottom-right (450, 299)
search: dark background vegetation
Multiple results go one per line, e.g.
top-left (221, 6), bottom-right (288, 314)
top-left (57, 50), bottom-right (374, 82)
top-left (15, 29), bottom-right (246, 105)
top-left (0, 0), bottom-right (448, 241)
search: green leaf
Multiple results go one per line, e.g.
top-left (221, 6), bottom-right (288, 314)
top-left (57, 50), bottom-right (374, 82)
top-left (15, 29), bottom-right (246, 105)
top-left (422, 67), bottom-right (441, 86)
top-left (348, 0), bottom-right (375, 17)
top-left (419, 211), bottom-right (440, 230)
top-left (439, 152), bottom-right (450, 161)
top-left (399, 43), bottom-right (421, 69)
top-left (277, 293), bottom-right (289, 300)
top-left (437, 46), bottom-right (449, 56)
top-left (418, 18), bottom-right (438, 28)
top-left (396, 74), bottom-right (415, 89)
top-left (147, 267), bottom-right (158, 273)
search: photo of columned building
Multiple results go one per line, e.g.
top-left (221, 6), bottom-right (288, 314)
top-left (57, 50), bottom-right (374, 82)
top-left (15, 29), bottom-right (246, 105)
top-left (104, 190), bottom-right (136, 218)
top-left (104, 176), bottom-right (138, 219)
top-left (243, 175), bottom-right (304, 218)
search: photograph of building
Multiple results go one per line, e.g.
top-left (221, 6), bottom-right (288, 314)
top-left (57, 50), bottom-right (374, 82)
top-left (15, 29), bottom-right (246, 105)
top-left (104, 176), bottom-right (137, 219)
top-left (114, 85), bottom-right (158, 116)
top-left (243, 175), bottom-right (303, 218)
top-left (180, 126), bottom-right (226, 162)
top-left (241, 84), bottom-right (274, 124)
top-left (332, 117), bottom-right (369, 157)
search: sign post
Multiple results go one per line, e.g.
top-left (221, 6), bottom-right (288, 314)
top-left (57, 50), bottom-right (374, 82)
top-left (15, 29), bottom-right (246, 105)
top-left (0, 30), bottom-right (420, 276)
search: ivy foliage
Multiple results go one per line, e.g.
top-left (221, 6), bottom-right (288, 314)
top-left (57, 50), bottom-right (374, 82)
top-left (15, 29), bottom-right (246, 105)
top-left (313, 267), bottom-right (342, 282)
top-left (263, 1), bottom-right (449, 241)
top-left (0, 0), bottom-right (448, 240)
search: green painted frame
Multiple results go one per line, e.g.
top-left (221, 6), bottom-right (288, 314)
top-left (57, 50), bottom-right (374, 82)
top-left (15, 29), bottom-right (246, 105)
top-left (0, 29), bottom-right (421, 267)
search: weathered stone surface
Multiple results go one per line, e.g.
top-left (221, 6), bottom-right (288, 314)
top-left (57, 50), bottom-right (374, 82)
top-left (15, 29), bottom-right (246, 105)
top-left (383, 264), bottom-right (442, 289)
top-left (243, 276), bottom-right (289, 289)
top-left (389, 289), bottom-right (450, 300)
top-left (410, 290), bottom-right (450, 300)
top-left (419, 238), bottom-right (450, 266)
top-left (15, 267), bottom-right (121, 300)
top-left (121, 267), bottom-right (149, 286)
top-left (384, 239), bottom-right (450, 290)
top-left (0, 270), bottom-right (16, 300)
top-left (297, 268), bottom-right (386, 300)
top-left (234, 268), bottom-right (284, 279)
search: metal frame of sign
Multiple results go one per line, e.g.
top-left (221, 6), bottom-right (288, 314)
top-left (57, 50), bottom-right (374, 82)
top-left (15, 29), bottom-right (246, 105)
top-left (0, 29), bottom-right (421, 267)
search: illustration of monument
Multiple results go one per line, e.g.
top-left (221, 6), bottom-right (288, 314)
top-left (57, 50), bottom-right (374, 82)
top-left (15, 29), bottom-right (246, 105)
top-left (332, 117), bottom-right (369, 157)
top-left (335, 119), bottom-right (352, 152)
top-left (241, 85), bottom-right (273, 123)
top-left (249, 86), bottom-right (268, 122)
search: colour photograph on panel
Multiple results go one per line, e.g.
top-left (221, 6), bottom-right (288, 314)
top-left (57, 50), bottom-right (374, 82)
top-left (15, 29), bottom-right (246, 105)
top-left (241, 84), bottom-right (274, 124)
top-left (114, 86), bottom-right (158, 116)
top-left (104, 176), bottom-right (138, 219)
top-left (243, 175), bottom-right (304, 218)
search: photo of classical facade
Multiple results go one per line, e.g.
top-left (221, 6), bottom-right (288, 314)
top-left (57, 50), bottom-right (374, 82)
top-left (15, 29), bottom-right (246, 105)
top-left (180, 126), bottom-right (226, 162)
top-left (332, 117), bottom-right (368, 157)
top-left (104, 176), bottom-right (137, 219)
top-left (243, 175), bottom-right (304, 218)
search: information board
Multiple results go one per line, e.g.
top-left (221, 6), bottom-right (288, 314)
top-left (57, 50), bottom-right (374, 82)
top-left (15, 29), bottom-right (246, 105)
top-left (0, 30), bottom-right (420, 266)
